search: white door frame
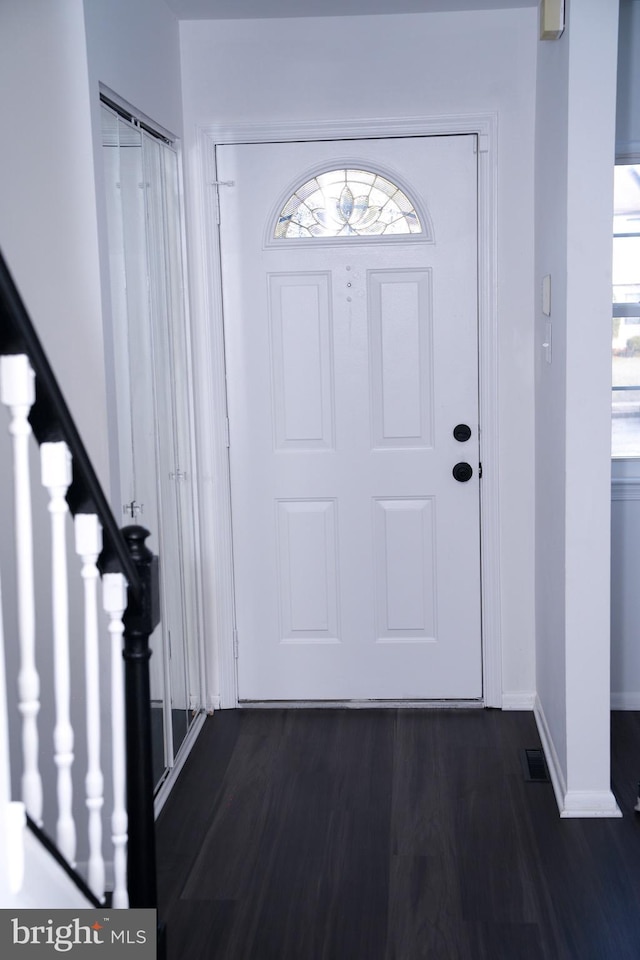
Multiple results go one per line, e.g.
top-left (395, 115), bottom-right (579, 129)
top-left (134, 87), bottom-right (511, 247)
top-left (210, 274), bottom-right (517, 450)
top-left (188, 113), bottom-right (501, 709)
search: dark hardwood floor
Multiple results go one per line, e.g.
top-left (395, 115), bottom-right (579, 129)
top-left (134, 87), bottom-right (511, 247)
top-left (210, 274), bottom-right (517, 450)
top-left (156, 709), bottom-right (640, 960)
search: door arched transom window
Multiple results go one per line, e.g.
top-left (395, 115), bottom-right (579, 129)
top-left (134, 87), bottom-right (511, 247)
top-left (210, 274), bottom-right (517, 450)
top-left (274, 168), bottom-right (424, 239)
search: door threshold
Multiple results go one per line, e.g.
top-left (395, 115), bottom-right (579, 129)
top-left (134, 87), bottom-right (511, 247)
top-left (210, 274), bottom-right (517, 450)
top-left (237, 699), bottom-right (485, 709)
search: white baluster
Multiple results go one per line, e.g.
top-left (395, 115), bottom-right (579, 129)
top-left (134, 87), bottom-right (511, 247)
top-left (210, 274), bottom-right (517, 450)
top-left (74, 513), bottom-right (105, 901)
top-left (103, 572), bottom-right (129, 909)
top-left (41, 441), bottom-right (75, 864)
top-left (0, 571), bottom-right (27, 898)
top-left (0, 354), bottom-right (42, 825)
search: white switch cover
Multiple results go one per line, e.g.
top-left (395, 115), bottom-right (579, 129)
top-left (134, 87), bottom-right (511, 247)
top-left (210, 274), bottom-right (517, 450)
top-left (542, 274), bottom-right (551, 316)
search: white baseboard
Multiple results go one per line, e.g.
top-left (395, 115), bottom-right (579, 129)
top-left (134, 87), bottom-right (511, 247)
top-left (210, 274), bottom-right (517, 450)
top-left (238, 699), bottom-right (485, 709)
top-left (611, 692), bottom-right (640, 710)
top-left (533, 695), bottom-right (567, 813)
top-left (534, 695), bottom-right (622, 818)
top-left (560, 790), bottom-right (622, 819)
top-left (501, 691), bottom-right (536, 710)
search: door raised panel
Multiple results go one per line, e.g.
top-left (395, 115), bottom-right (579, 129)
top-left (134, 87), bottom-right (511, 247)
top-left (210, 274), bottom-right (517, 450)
top-left (369, 270), bottom-right (433, 449)
top-left (276, 499), bottom-right (340, 642)
top-left (269, 273), bottom-right (335, 450)
top-left (373, 497), bottom-right (437, 642)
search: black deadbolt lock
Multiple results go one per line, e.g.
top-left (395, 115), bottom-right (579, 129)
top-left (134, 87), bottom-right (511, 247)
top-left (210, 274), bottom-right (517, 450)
top-left (452, 462), bottom-right (473, 483)
top-left (453, 423), bottom-right (472, 442)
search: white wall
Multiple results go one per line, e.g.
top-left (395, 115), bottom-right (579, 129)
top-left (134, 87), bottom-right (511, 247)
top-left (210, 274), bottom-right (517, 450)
top-left (534, 11), bottom-right (569, 780)
top-left (0, 0), bottom-right (110, 486)
top-left (83, 0), bottom-right (182, 503)
top-left (0, 0), bottom-right (182, 492)
top-left (83, 0), bottom-right (182, 138)
top-left (564, 0), bottom-right (618, 811)
top-left (180, 7), bottom-right (538, 705)
top-left (535, 0), bottom-right (620, 816)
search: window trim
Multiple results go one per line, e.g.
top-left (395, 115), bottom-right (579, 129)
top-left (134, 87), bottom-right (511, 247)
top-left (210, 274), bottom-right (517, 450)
top-left (611, 159), bottom-right (640, 457)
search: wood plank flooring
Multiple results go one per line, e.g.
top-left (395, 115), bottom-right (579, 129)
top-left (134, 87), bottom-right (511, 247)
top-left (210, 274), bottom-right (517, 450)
top-left (156, 709), bottom-right (640, 959)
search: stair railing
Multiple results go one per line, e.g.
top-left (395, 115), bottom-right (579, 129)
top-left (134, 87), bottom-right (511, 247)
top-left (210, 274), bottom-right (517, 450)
top-left (0, 247), bottom-right (160, 909)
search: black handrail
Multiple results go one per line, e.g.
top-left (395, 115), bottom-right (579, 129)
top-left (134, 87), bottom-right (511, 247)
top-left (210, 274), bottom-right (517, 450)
top-left (0, 247), bottom-right (140, 596)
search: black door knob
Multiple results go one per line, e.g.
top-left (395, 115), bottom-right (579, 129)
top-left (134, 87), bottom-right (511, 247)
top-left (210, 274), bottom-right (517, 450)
top-left (453, 423), bottom-right (472, 442)
top-left (452, 462), bottom-right (473, 482)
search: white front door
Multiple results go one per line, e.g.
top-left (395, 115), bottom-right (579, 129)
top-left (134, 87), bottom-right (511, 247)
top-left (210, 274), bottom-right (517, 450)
top-left (218, 135), bottom-right (482, 701)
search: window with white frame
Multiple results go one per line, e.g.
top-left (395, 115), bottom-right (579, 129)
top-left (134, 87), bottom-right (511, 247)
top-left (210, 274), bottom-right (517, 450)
top-left (612, 163), bottom-right (640, 457)
top-left (274, 168), bottom-right (422, 239)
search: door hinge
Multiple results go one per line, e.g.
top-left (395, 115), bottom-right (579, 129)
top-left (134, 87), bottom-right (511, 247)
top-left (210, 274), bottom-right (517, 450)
top-left (479, 462), bottom-right (483, 479)
top-left (233, 628), bottom-right (239, 659)
top-left (211, 179), bottom-right (235, 224)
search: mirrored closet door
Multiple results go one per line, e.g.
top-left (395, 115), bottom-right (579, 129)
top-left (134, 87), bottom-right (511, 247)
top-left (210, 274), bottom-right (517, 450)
top-left (101, 101), bottom-right (203, 790)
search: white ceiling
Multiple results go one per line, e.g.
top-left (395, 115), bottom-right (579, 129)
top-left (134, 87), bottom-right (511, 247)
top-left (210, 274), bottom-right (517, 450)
top-left (163, 0), bottom-right (536, 20)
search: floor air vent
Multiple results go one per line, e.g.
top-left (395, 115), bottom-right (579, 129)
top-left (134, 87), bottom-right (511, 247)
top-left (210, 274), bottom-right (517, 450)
top-left (521, 748), bottom-right (550, 783)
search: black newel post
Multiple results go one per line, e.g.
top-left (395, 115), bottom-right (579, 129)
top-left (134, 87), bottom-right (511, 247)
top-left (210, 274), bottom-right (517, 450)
top-left (121, 524), bottom-right (161, 909)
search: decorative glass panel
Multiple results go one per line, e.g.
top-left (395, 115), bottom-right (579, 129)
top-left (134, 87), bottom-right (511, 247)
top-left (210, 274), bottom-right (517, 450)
top-left (275, 168), bottom-right (422, 239)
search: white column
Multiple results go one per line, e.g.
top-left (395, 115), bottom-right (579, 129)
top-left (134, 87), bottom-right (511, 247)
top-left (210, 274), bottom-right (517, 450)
top-left (0, 354), bottom-right (42, 824)
top-left (74, 513), bottom-right (105, 901)
top-left (41, 440), bottom-right (76, 861)
top-left (563, 0), bottom-right (620, 816)
top-left (103, 572), bottom-right (129, 909)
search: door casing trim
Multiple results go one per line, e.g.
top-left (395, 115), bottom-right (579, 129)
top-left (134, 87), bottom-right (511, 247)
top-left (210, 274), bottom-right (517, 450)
top-left (189, 113), bottom-right (501, 708)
